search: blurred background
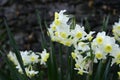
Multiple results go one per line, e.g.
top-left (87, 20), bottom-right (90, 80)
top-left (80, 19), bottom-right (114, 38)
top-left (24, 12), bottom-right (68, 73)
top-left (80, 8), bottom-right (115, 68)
top-left (0, 0), bottom-right (120, 51)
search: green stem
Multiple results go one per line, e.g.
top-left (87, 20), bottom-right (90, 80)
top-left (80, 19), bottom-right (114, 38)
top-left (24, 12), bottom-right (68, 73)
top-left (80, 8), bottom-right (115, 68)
top-left (87, 41), bottom-right (94, 80)
top-left (89, 41), bottom-right (93, 60)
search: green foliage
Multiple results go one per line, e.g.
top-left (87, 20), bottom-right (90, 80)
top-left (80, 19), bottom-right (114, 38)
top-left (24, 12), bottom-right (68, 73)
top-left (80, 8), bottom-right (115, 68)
top-left (1, 18), bottom-right (29, 80)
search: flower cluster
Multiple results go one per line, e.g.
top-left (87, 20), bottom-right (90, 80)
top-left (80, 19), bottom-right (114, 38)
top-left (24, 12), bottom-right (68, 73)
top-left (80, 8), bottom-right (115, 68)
top-left (92, 32), bottom-right (120, 64)
top-left (71, 50), bottom-right (90, 75)
top-left (113, 19), bottom-right (120, 42)
top-left (48, 10), bottom-right (120, 76)
top-left (48, 10), bottom-right (94, 47)
top-left (7, 49), bottom-right (49, 77)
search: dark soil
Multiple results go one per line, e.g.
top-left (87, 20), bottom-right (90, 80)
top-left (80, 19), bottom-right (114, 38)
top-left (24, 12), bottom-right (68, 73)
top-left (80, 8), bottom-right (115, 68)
top-left (0, 0), bottom-right (120, 51)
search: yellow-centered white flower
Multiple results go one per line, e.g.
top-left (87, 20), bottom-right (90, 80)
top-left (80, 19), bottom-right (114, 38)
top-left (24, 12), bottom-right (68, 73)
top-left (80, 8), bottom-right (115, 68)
top-left (7, 49), bottom-right (49, 77)
top-left (40, 49), bottom-right (50, 65)
top-left (74, 55), bottom-right (89, 75)
top-left (92, 31), bottom-right (120, 62)
top-left (113, 19), bottom-right (120, 42)
top-left (71, 24), bottom-right (87, 40)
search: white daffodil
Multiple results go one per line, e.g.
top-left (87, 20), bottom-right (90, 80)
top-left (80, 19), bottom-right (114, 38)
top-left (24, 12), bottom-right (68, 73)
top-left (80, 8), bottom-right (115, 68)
top-left (48, 10), bottom-right (74, 46)
top-left (19, 51), bottom-right (39, 65)
top-left (74, 55), bottom-right (89, 75)
top-left (25, 67), bottom-right (38, 77)
top-left (92, 31), bottom-right (120, 63)
top-left (102, 36), bottom-right (116, 54)
top-left (16, 65), bottom-right (38, 77)
top-left (54, 10), bottom-right (69, 25)
top-left (71, 24), bottom-right (87, 40)
top-left (40, 49), bottom-right (49, 65)
top-left (71, 49), bottom-right (80, 59)
top-left (85, 31), bottom-right (95, 41)
top-left (111, 45), bottom-right (120, 65)
top-left (113, 19), bottom-right (120, 42)
top-left (16, 64), bottom-right (24, 74)
top-left (29, 52), bottom-right (39, 64)
top-left (7, 51), bottom-right (18, 65)
top-left (94, 47), bottom-right (106, 60)
top-left (71, 52), bottom-right (77, 59)
top-left (93, 32), bottom-right (106, 45)
top-left (101, 36), bottom-right (115, 53)
top-left (20, 51), bottom-right (31, 65)
top-left (60, 38), bottom-right (73, 46)
top-left (76, 42), bottom-right (90, 52)
top-left (8, 49), bottom-right (49, 77)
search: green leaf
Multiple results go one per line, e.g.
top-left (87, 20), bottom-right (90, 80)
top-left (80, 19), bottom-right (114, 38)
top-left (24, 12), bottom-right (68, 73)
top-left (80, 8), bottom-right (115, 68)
top-left (47, 41), bottom-right (58, 80)
top-left (70, 16), bottom-right (76, 30)
top-left (58, 44), bottom-right (63, 80)
top-left (3, 18), bottom-right (29, 80)
top-left (0, 68), bottom-right (11, 80)
top-left (0, 51), bottom-right (20, 80)
top-left (84, 18), bottom-right (91, 33)
top-left (102, 58), bottom-right (111, 80)
top-left (36, 9), bottom-right (47, 49)
top-left (44, 19), bottom-right (59, 80)
top-left (102, 15), bottom-right (110, 31)
top-left (65, 47), bottom-right (74, 80)
top-left (94, 60), bottom-right (103, 80)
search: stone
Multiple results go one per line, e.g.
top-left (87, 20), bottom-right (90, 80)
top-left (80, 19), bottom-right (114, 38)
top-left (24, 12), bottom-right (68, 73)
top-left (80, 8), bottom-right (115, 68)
top-left (0, 0), bottom-right (8, 6)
